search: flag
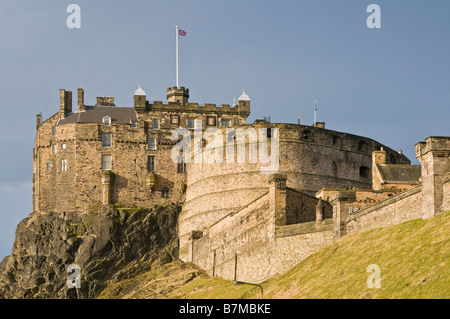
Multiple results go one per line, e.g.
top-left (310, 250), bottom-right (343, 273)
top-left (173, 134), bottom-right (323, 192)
top-left (178, 29), bottom-right (186, 36)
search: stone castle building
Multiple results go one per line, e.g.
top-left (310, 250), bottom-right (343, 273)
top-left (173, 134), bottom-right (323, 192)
top-left (33, 85), bottom-right (450, 283)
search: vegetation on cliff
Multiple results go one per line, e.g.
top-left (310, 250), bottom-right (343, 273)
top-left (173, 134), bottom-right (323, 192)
top-left (0, 204), bottom-right (181, 298)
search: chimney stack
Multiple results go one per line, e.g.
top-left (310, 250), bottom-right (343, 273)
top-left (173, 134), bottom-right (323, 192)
top-left (78, 88), bottom-right (85, 112)
top-left (59, 89), bottom-right (72, 119)
top-left (36, 113), bottom-right (42, 130)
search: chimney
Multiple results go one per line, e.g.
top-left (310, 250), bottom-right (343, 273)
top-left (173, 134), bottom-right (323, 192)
top-left (59, 89), bottom-right (72, 119)
top-left (36, 113), bottom-right (42, 130)
top-left (372, 147), bottom-right (387, 191)
top-left (78, 88), bottom-right (85, 112)
top-left (372, 147), bottom-right (386, 165)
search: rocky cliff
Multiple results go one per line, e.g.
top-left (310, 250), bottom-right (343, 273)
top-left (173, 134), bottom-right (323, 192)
top-left (0, 204), bottom-right (180, 299)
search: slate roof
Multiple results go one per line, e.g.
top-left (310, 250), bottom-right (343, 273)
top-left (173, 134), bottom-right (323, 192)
top-left (377, 164), bottom-right (421, 184)
top-left (58, 106), bottom-right (137, 125)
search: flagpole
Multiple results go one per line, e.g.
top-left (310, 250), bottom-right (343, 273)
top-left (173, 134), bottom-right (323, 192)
top-left (176, 25), bottom-right (179, 88)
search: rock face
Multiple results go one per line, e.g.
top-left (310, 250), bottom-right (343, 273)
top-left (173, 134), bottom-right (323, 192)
top-left (0, 204), bottom-right (180, 299)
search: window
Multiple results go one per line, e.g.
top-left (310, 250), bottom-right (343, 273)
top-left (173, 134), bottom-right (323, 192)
top-left (207, 116), bottom-right (216, 126)
top-left (130, 121), bottom-right (137, 128)
top-left (61, 159), bottom-right (68, 172)
top-left (152, 119), bottom-right (160, 129)
top-left (148, 137), bottom-right (156, 150)
top-left (52, 144), bottom-right (57, 155)
top-left (147, 156), bottom-right (155, 172)
top-left (177, 156), bottom-right (186, 173)
top-left (102, 155), bottom-right (112, 170)
top-left (103, 116), bottom-right (111, 126)
top-left (360, 166), bottom-right (370, 179)
top-left (52, 126), bottom-right (56, 136)
top-left (170, 115), bottom-right (179, 125)
top-left (46, 162), bottom-right (52, 170)
top-left (102, 133), bottom-right (112, 148)
top-left (301, 130), bottom-right (311, 140)
top-left (161, 187), bottom-right (170, 198)
top-left (187, 118), bottom-right (196, 129)
top-left (221, 119), bottom-right (231, 127)
top-left (61, 143), bottom-right (67, 150)
top-left (358, 141), bottom-right (368, 151)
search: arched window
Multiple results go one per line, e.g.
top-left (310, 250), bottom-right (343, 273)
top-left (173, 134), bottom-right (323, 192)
top-left (360, 166), bottom-right (370, 179)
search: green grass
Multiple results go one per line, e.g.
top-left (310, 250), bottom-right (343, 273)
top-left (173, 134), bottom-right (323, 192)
top-left (99, 211), bottom-right (450, 299)
top-left (167, 211), bottom-right (450, 299)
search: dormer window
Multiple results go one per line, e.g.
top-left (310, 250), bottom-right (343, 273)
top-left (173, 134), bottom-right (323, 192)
top-left (103, 116), bottom-right (111, 126)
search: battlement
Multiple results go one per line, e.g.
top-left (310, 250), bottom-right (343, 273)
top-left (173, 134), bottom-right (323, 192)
top-left (415, 136), bottom-right (450, 158)
top-left (167, 86), bottom-right (189, 104)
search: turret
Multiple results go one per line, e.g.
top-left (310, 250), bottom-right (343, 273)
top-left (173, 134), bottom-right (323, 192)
top-left (167, 86), bottom-right (189, 104)
top-left (237, 89), bottom-right (251, 114)
top-left (134, 83), bottom-right (146, 112)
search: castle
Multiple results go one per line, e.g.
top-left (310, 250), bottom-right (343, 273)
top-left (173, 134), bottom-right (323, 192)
top-left (33, 85), bottom-right (450, 283)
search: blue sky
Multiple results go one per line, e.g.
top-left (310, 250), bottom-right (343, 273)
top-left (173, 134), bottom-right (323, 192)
top-left (0, 0), bottom-right (448, 260)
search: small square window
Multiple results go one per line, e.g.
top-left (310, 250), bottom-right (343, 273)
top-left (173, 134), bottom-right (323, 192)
top-left (46, 162), bottom-right (52, 170)
top-left (148, 137), bottom-right (157, 150)
top-left (207, 116), bottom-right (217, 126)
top-left (130, 121), bottom-right (137, 128)
top-left (221, 119), bottom-right (231, 127)
top-left (187, 118), bottom-right (196, 129)
top-left (170, 115), bottom-right (179, 125)
top-left (61, 143), bottom-right (67, 150)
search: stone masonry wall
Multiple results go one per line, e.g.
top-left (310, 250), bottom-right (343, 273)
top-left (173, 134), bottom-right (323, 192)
top-left (191, 193), bottom-right (273, 283)
top-left (345, 185), bottom-right (423, 235)
top-left (180, 123), bottom-right (408, 262)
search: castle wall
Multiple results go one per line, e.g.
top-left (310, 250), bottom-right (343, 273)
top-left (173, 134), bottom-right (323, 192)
top-left (191, 192), bottom-right (273, 283)
top-left (345, 185), bottom-right (423, 235)
top-left (272, 221), bottom-right (334, 277)
top-left (442, 173), bottom-right (450, 212)
top-left (286, 188), bottom-right (333, 224)
top-left (180, 123), bottom-right (408, 262)
top-left (35, 120), bottom-right (188, 214)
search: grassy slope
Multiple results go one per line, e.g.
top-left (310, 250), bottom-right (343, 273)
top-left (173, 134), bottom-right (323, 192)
top-left (167, 211), bottom-right (450, 299)
top-left (100, 211), bottom-right (450, 299)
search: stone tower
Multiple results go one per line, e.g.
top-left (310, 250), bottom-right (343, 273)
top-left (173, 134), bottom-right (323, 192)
top-left (416, 136), bottom-right (450, 218)
top-left (167, 86), bottom-right (189, 104)
top-left (133, 84), bottom-right (146, 112)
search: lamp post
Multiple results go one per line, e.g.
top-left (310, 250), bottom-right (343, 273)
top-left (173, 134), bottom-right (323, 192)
top-left (233, 281), bottom-right (264, 299)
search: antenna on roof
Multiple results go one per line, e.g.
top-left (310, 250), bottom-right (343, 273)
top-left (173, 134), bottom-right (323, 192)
top-left (314, 100), bottom-right (317, 125)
